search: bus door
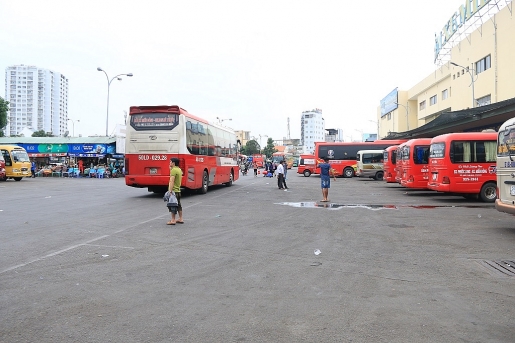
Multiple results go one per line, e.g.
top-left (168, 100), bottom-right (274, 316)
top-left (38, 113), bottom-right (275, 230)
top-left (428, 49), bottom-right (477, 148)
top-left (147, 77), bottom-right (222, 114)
top-left (383, 145), bottom-right (398, 183)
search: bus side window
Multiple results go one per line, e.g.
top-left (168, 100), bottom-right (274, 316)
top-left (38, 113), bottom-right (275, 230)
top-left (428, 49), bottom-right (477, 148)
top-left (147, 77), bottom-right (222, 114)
top-left (2, 150), bottom-right (12, 166)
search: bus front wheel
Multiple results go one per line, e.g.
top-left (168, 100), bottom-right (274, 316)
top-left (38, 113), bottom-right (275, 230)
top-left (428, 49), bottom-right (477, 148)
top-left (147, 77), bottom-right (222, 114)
top-left (303, 170), bottom-right (311, 177)
top-left (479, 182), bottom-right (496, 203)
top-left (343, 167), bottom-right (354, 178)
top-left (200, 171), bottom-right (209, 194)
top-left (13, 177), bottom-right (22, 181)
top-left (374, 171), bottom-right (384, 181)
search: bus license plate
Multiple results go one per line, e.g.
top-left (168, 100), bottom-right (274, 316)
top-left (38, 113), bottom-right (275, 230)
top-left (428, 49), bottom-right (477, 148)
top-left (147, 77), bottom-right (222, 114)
top-left (510, 185), bottom-right (515, 196)
top-left (150, 168), bottom-right (157, 174)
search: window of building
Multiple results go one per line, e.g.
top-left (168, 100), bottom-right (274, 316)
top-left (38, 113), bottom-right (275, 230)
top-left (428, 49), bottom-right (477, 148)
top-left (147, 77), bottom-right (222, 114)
top-left (430, 95), bottom-right (437, 106)
top-left (476, 94), bottom-right (491, 107)
top-left (419, 100), bottom-right (426, 110)
top-left (442, 89), bottom-right (448, 100)
top-left (476, 55), bottom-right (491, 74)
top-left (387, 113), bottom-right (391, 120)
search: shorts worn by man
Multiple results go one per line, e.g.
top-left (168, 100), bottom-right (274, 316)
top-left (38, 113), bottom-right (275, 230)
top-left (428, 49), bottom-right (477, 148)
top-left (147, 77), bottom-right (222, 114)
top-left (167, 158), bottom-right (184, 225)
top-left (318, 157), bottom-right (336, 202)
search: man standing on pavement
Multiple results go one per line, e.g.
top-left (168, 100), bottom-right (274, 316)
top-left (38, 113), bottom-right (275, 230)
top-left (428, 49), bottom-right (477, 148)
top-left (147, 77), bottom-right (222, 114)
top-left (167, 157), bottom-right (184, 225)
top-left (30, 159), bottom-right (37, 178)
top-left (276, 160), bottom-right (288, 190)
top-left (319, 157), bottom-right (336, 202)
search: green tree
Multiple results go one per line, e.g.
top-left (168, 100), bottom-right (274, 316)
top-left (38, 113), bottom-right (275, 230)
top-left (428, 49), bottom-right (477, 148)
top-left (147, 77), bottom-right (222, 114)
top-left (243, 139), bottom-right (260, 155)
top-left (0, 98), bottom-right (9, 137)
top-left (32, 130), bottom-right (54, 137)
top-left (262, 137), bottom-right (277, 158)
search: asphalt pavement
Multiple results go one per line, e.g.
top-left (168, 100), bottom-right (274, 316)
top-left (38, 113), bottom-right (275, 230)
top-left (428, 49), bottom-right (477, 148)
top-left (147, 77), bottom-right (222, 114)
top-left (1, 170), bottom-right (515, 342)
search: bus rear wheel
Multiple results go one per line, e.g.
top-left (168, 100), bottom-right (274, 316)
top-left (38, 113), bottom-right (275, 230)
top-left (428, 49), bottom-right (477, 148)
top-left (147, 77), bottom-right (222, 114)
top-left (343, 167), bottom-right (354, 178)
top-left (479, 182), bottom-right (496, 203)
top-left (303, 170), bottom-right (311, 177)
top-left (224, 171), bottom-right (233, 186)
top-left (374, 171), bottom-right (384, 181)
top-left (200, 171), bottom-right (209, 194)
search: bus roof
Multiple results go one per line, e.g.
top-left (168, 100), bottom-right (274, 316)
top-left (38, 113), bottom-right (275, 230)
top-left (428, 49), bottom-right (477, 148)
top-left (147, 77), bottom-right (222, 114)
top-left (356, 149), bottom-right (385, 154)
top-left (430, 131), bottom-right (497, 142)
top-left (403, 138), bottom-right (433, 146)
top-left (129, 105), bottom-right (230, 129)
top-left (384, 145), bottom-right (399, 152)
top-left (315, 139), bottom-right (406, 146)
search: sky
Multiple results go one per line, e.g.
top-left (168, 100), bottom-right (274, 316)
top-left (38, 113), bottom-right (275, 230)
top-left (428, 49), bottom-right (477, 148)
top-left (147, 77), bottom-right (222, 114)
top-left (0, 0), bottom-right (465, 142)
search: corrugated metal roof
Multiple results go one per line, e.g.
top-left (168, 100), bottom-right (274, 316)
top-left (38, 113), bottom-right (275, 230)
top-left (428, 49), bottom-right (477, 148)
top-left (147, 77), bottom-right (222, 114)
top-left (0, 137), bottom-right (116, 144)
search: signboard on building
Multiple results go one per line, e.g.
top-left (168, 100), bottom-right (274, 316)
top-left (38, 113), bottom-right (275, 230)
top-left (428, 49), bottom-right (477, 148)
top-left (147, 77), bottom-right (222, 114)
top-left (17, 143), bottom-right (115, 157)
top-left (380, 88), bottom-right (398, 117)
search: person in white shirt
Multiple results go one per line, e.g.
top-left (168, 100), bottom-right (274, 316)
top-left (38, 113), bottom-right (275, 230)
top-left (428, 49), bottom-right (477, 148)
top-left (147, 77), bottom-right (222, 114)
top-left (276, 161), bottom-right (288, 189)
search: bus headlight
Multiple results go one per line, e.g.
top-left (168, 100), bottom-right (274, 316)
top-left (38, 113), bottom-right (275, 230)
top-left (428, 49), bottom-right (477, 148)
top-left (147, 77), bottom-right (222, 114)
top-left (13, 168), bottom-right (20, 173)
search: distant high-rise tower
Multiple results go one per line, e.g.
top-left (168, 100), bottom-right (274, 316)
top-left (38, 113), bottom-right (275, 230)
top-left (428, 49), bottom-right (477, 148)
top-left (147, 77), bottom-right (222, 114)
top-left (300, 108), bottom-right (325, 154)
top-left (4, 65), bottom-right (69, 136)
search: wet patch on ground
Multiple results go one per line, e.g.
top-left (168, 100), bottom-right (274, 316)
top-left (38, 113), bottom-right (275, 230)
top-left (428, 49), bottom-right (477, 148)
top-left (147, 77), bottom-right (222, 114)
top-left (276, 202), bottom-right (487, 210)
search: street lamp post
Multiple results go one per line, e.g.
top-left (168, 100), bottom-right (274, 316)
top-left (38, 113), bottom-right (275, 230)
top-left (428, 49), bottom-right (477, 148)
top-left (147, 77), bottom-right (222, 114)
top-left (67, 118), bottom-right (80, 137)
top-left (368, 120), bottom-right (379, 139)
top-left (216, 117), bottom-right (232, 125)
top-left (450, 62), bottom-right (476, 108)
top-left (97, 68), bottom-right (133, 137)
top-left (259, 134), bottom-right (268, 154)
top-left (394, 102), bottom-right (410, 131)
top-left (354, 129), bottom-right (363, 142)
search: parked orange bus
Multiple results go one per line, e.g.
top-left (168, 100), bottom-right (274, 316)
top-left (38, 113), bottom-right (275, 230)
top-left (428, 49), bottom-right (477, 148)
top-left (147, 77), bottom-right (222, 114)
top-left (427, 131), bottom-right (497, 202)
top-left (400, 138), bottom-right (432, 189)
top-left (315, 140), bottom-right (406, 177)
top-left (383, 145), bottom-right (399, 183)
top-left (297, 154), bottom-right (318, 177)
top-left (125, 105), bottom-right (240, 193)
top-left (251, 154), bottom-right (266, 168)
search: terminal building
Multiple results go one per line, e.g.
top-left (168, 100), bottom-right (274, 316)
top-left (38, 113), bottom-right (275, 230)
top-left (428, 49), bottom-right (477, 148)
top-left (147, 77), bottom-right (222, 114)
top-left (378, 0), bottom-right (515, 139)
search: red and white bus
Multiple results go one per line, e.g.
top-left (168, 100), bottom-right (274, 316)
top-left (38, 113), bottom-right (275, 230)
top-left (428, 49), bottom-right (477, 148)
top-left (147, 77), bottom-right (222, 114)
top-left (125, 105), bottom-right (240, 193)
top-left (400, 138), bottom-right (432, 189)
top-left (297, 154), bottom-right (318, 177)
top-left (383, 145), bottom-right (399, 183)
top-left (251, 154), bottom-right (266, 168)
top-left (315, 140), bottom-right (406, 177)
top-left (427, 131), bottom-right (497, 202)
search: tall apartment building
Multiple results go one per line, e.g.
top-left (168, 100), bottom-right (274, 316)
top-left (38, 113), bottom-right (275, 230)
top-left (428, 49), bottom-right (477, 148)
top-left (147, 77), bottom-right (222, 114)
top-left (4, 65), bottom-right (69, 137)
top-left (300, 108), bottom-right (325, 154)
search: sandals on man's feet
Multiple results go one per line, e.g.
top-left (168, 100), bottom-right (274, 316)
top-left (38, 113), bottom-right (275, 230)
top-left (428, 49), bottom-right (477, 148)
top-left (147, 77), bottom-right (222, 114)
top-left (167, 221), bottom-right (176, 225)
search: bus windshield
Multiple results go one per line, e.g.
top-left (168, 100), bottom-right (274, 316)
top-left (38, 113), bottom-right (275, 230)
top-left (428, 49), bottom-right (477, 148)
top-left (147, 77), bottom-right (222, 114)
top-left (414, 146), bottom-right (429, 164)
top-left (130, 112), bottom-right (180, 131)
top-left (498, 126), bottom-right (515, 157)
top-left (429, 143), bottom-right (445, 158)
top-left (12, 150), bottom-right (30, 162)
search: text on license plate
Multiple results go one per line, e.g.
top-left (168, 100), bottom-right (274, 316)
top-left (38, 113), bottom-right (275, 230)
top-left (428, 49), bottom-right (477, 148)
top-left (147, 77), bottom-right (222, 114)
top-left (510, 185), bottom-right (515, 196)
top-left (150, 168), bottom-right (157, 174)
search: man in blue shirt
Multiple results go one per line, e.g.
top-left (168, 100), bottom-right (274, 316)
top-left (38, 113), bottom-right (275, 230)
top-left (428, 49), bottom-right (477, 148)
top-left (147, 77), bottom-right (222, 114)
top-left (319, 157), bottom-right (336, 202)
top-left (31, 160), bottom-right (37, 178)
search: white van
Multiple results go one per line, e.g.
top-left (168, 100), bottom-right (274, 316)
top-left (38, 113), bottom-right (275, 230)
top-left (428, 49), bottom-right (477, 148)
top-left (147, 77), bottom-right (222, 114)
top-left (356, 150), bottom-right (384, 180)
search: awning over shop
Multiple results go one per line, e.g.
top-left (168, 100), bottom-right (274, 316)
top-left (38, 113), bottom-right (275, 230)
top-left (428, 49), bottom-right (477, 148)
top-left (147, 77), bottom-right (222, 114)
top-left (28, 153), bottom-right (67, 157)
